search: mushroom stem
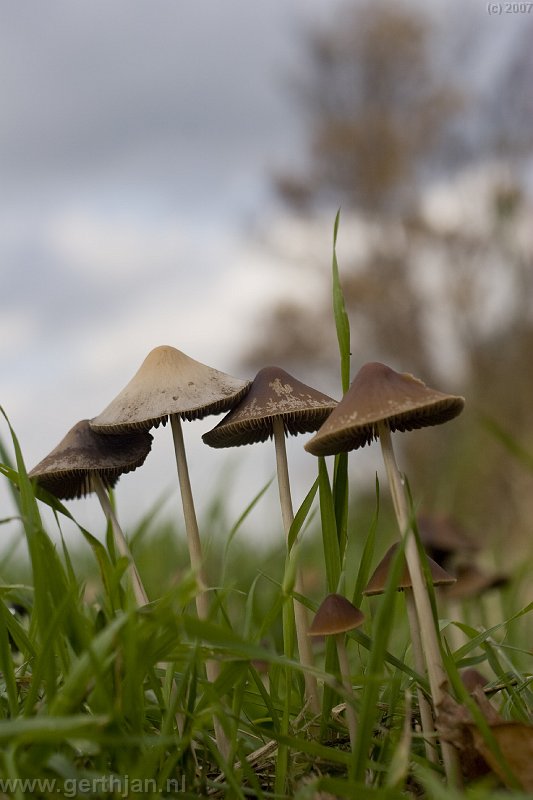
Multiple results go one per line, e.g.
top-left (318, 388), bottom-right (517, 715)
top-left (272, 415), bottom-right (320, 715)
top-left (169, 413), bottom-right (230, 760)
top-left (404, 588), bottom-right (438, 763)
top-left (92, 473), bottom-right (149, 607)
top-left (335, 633), bottom-right (358, 750)
top-left (170, 414), bottom-right (209, 616)
top-left (377, 421), bottom-right (461, 784)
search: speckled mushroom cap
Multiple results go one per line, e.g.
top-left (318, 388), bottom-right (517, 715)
top-left (308, 593), bottom-right (364, 636)
top-left (90, 345), bottom-right (251, 433)
top-left (202, 366), bottom-right (337, 448)
top-left (362, 543), bottom-right (456, 596)
top-left (29, 419), bottom-right (152, 500)
top-left (305, 361), bottom-right (464, 456)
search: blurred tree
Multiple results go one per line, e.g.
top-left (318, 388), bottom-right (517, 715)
top-left (244, 1), bottom-right (533, 558)
top-left (277, 2), bottom-right (460, 215)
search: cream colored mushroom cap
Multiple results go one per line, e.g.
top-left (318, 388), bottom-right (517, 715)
top-left (90, 345), bottom-right (251, 432)
top-left (305, 361), bottom-right (464, 456)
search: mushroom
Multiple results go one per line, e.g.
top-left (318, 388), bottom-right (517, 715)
top-left (29, 419), bottom-right (152, 606)
top-left (363, 542), bottom-right (456, 762)
top-left (418, 513), bottom-right (479, 570)
top-left (305, 361), bottom-right (464, 782)
top-left (90, 345), bottom-right (249, 614)
top-left (460, 668), bottom-right (489, 695)
top-left (90, 344), bottom-right (250, 758)
top-left (202, 365), bottom-right (338, 713)
top-left (308, 593), bottom-right (364, 749)
top-left (363, 542), bottom-right (456, 597)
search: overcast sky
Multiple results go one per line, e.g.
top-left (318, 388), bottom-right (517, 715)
top-left (1, 1), bottom-right (529, 555)
top-left (0, 0), bottom-right (346, 550)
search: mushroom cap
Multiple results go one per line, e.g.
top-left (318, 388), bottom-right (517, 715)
top-left (362, 543), bottom-right (456, 596)
top-left (305, 361), bottom-right (464, 456)
top-left (308, 593), bottom-right (364, 636)
top-left (28, 419), bottom-right (152, 500)
top-left (418, 513), bottom-right (479, 567)
top-left (202, 366), bottom-right (337, 448)
top-left (460, 668), bottom-right (489, 694)
top-left (90, 345), bottom-right (251, 433)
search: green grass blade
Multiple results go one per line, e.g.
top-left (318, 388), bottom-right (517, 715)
top-left (332, 209), bottom-right (351, 394)
top-left (318, 458), bottom-right (341, 594)
top-left (482, 415), bottom-right (533, 472)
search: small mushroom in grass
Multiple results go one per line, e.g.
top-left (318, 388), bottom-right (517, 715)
top-left (308, 594), bottom-right (364, 749)
top-left (460, 668), bottom-right (489, 695)
top-left (363, 543), bottom-right (456, 763)
top-left (203, 365), bottom-right (338, 714)
top-left (90, 345), bottom-right (250, 759)
top-left (306, 361), bottom-right (464, 784)
top-left (418, 513), bottom-right (480, 570)
top-left (29, 420), bottom-right (152, 606)
top-left (363, 543), bottom-right (456, 597)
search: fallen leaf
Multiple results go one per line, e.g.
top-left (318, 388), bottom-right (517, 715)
top-left (437, 687), bottom-right (533, 790)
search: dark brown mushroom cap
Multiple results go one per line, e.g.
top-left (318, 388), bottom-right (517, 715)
top-left (90, 345), bottom-right (251, 433)
top-left (202, 366), bottom-right (337, 448)
top-left (460, 668), bottom-right (489, 694)
top-left (308, 593), bottom-right (364, 636)
top-left (305, 361), bottom-right (464, 456)
top-left (363, 543), bottom-right (456, 596)
top-left (418, 513), bottom-right (479, 567)
top-left (28, 419), bottom-right (152, 500)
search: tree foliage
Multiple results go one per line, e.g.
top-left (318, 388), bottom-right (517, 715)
top-left (245, 0), bottom-right (533, 554)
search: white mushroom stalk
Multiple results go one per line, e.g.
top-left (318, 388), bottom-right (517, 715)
top-left (272, 415), bottom-right (321, 715)
top-left (90, 345), bottom-right (251, 760)
top-left (203, 366), bottom-right (338, 717)
top-left (91, 473), bottom-right (149, 607)
top-left (378, 421), bottom-right (461, 783)
top-left (305, 361), bottom-right (465, 785)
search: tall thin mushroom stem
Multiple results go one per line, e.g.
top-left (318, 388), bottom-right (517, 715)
top-left (170, 413), bottom-right (230, 760)
top-left (272, 416), bottom-right (320, 715)
top-left (377, 421), bottom-right (461, 785)
top-left (404, 588), bottom-right (438, 763)
top-left (92, 473), bottom-right (149, 607)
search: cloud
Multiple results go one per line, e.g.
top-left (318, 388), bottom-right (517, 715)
top-left (46, 210), bottom-right (188, 287)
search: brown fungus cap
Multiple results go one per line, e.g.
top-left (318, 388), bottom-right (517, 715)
top-left (363, 543), bottom-right (456, 596)
top-left (418, 513), bottom-right (479, 567)
top-left (305, 361), bottom-right (464, 456)
top-left (308, 593), bottom-right (364, 637)
top-left (90, 345), bottom-right (251, 433)
top-left (29, 419), bottom-right (152, 500)
top-left (202, 366), bottom-right (337, 448)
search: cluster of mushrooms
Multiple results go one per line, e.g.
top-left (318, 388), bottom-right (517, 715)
top-left (29, 345), bottom-right (465, 778)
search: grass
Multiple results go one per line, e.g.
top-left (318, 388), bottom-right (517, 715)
top-left (1, 216), bottom-right (533, 798)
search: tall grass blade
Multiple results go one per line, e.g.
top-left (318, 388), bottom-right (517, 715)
top-left (482, 415), bottom-right (533, 472)
top-left (331, 209), bottom-right (351, 395)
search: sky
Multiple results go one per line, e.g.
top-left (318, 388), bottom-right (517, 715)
top-left (1, 0), bottom-right (530, 555)
top-left (0, 0), bottom-right (346, 551)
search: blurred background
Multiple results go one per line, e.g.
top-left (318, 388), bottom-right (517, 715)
top-left (1, 0), bottom-right (532, 577)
